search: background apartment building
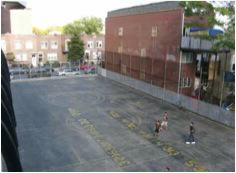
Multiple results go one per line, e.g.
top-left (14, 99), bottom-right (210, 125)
top-left (82, 34), bottom-right (105, 64)
top-left (1, 34), bottom-right (70, 66)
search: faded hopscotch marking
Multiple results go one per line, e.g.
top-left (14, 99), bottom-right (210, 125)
top-left (185, 159), bottom-right (208, 172)
top-left (108, 110), bottom-right (208, 172)
top-left (68, 108), bottom-right (81, 117)
top-left (134, 101), bottom-right (144, 108)
top-left (68, 108), bottom-right (130, 168)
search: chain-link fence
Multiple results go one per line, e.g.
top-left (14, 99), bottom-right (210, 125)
top-left (101, 51), bottom-right (235, 112)
top-left (9, 61), bottom-right (98, 81)
top-left (98, 66), bottom-right (234, 127)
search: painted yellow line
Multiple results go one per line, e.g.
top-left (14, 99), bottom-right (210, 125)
top-left (68, 108), bottom-right (130, 168)
top-left (108, 110), bottom-right (208, 172)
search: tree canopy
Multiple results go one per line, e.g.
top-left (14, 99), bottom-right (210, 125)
top-left (214, 1), bottom-right (235, 50)
top-left (63, 17), bottom-right (103, 36)
top-left (67, 35), bottom-right (84, 62)
top-left (180, 1), bottom-right (235, 50)
top-left (33, 26), bottom-right (63, 35)
top-left (179, 1), bottom-right (218, 27)
top-left (5, 52), bottom-right (15, 62)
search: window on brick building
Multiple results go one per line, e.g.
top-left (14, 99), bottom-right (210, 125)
top-left (151, 26), bottom-right (157, 37)
top-left (141, 48), bottom-right (146, 57)
top-left (118, 46), bottom-right (123, 53)
top-left (14, 41), bottom-right (22, 50)
top-left (65, 39), bottom-right (70, 51)
top-left (118, 27), bottom-right (123, 36)
top-left (15, 53), bottom-right (27, 61)
top-left (41, 41), bottom-right (48, 49)
top-left (25, 41), bottom-right (33, 49)
top-left (87, 41), bottom-right (93, 48)
top-left (121, 64), bottom-right (126, 74)
top-left (96, 41), bottom-right (102, 48)
top-left (47, 53), bottom-right (58, 61)
top-left (181, 77), bottom-right (191, 87)
top-left (140, 71), bottom-right (145, 80)
top-left (51, 41), bottom-right (58, 49)
top-left (182, 52), bottom-right (193, 63)
top-left (22, 53), bottom-right (28, 61)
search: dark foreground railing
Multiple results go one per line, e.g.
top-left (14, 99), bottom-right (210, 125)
top-left (1, 50), bottom-right (23, 171)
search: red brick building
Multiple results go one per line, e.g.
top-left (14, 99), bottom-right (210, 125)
top-left (105, 1), bottom-right (216, 97)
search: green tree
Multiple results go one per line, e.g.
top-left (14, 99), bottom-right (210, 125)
top-left (63, 17), bottom-right (103, 36)
top-left (5, 52), bottom-right (15, 62)
top-left (179, 1), bottom-right (219, 27)
top-left (33, 26), bottom-right (63, 35)
top-left (33, 27), bottom-right (49, 35)
top-left (81, 17), bottom-right (103, 35)
top-left (63, 21), bottom-right (84, 36)
top-left (67, 36), bottom-right (84, 62)
top-left (213, 1), bottom-right (235, 50)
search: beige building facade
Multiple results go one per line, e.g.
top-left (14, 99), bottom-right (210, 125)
top-left (1, 34), bottom-right (70, 66)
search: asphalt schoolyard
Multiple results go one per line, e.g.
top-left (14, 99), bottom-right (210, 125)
top-left (11, 76), bottom-right (234, 171)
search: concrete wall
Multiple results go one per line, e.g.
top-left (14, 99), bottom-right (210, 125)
top-left (10, 9), bottom-right (32, 35)
top-left (98, 67), bottom-right (234, 127)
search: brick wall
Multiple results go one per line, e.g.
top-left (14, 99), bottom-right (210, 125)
top-left (105, 8), bottom-right (183, 93)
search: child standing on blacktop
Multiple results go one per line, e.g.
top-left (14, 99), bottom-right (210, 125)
top-left (186, 122), bottom-right (196, 144)
top-left (161, 112), bottom-right (168, 130)
top-left (154, 120), bottom-right (161, 136)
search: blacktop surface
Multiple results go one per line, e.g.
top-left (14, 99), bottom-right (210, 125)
top-left (11, 76), bottom-right (235, 171)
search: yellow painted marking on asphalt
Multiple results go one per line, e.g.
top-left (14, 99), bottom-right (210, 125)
top-left (135, 101), bottom-right (143, 108)
top-left (127, 122), bottom-right (137, 130)
top-left (109, 111), bottom-right (120, 118)
top-left (162, 145), bottom-right (179, 156)
top-left (185, 159), bottom-right (197, 167)
top-left (68, 108), bottom-right (81, 117)
top-left (185, 159), bottom-right (207, 172)
top-left (139, 130), bottom-right (153, 140)
top-left (193, 164), bottom-right (208, 172)
top-left (77, 116), bottom-right (130, 167)
top-left (107, 110), bottom-right (208, 171)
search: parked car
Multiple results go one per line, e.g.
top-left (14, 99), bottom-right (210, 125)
top-left (58, 68), bottom-right (80, 76)
top-left (9, 67), bottom-right (26, 75)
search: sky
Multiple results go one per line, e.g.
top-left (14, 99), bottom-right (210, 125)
top-left (25, 0), bottom-right (164, 28)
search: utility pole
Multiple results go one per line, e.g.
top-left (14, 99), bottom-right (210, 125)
top-left (198, 53), bottom-right (203, 100)
top-left (211, 52), bottom-right (217, 102)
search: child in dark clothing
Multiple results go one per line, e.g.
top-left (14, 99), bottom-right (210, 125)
top-left (154, 120), bottom-right (162, 136)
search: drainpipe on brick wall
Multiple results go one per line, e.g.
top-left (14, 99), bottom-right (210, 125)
top-left (112, 51), bottom-right (114, 72)
top-left (151, 57), bottom-right (153, 85)
top-left (130, 55), bottom-right (131, 77)
top-left (177, 50), bottom-right (183, 107)
top-left (178, 51), bottom-right (182, 94)
top-left (163, 50), bottom-right (167, 102)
